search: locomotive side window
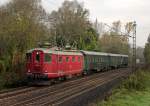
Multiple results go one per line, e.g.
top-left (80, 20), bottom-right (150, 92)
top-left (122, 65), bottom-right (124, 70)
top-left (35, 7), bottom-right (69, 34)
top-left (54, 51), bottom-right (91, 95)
top-left (44, 54), bottom-right (51, 62)
top-left (59, 56), bottom-right (62, 62)
top-left (66, 57), bottom-right (69, 62)
top-left (26, 53), bottom-right (31, 62)
top-left (36, 52), bottom-right (40, 62)
top-left (72, 56), bottom-right (75, 62)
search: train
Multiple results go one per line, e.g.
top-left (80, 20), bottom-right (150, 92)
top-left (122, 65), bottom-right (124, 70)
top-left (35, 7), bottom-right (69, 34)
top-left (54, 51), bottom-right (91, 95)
top-left (26, 48), bottom-right (128, 83)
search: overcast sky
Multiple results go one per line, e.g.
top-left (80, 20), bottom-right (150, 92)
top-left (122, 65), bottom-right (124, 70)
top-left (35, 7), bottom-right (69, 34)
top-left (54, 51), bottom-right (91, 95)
top-left (1, 0), bottom-right (150, 47)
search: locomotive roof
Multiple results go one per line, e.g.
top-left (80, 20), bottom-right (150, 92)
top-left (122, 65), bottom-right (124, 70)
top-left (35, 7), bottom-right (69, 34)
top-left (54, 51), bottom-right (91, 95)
top-left (27, 48), bottom-right (128, 57)
top-left (27, 48), bottom-right (83, 56)
top-left (81, 51), bottom-right (128, 57)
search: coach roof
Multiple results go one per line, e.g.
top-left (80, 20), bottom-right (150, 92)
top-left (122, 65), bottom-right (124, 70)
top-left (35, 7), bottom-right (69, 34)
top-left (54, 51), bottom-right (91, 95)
top-left (81, 50), bottom-right (128, 57)
top-left (81, 51), bottom-right (109, 56)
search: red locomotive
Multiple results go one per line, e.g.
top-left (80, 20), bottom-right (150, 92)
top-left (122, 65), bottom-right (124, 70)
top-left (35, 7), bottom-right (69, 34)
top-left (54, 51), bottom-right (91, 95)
top-left (26, 48), bottom-right (84, 81)
top-left (26, 48), bottom-right (128, 84)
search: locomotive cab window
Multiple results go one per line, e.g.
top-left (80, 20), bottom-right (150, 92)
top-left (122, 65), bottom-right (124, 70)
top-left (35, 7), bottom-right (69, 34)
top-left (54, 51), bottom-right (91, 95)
top-left (36, 52), bottom-right (40, 62)
top-left (44, 54), bottom-right (51, 62)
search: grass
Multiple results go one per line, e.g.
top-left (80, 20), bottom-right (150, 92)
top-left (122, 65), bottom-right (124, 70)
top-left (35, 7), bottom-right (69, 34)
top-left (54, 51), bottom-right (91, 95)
top-left (96, 70), bottom-right (150, 106)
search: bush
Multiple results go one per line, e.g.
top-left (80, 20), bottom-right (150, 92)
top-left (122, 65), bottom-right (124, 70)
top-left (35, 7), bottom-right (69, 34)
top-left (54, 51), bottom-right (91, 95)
top-left (123, 70), bottom-right (148, 91)
top-left (0, 71), bottom-right (27, 89)
top-left (0, 60), bottom-right (5, 73)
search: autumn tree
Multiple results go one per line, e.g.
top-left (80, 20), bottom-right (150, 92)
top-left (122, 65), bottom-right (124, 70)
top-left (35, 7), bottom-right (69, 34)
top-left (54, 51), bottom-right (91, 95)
top-left (98, 21), bottom-right (130, 54)
top-left (111, 20), bottom-right (121, 35)
top-left (0, 0), bottom-right (49, 86)
top-left (49, 0), bottom-right (98, 50)
top-left (136, 47), bottom-right (144, 63)
top-left (125, 22), bottom-right (134, 35)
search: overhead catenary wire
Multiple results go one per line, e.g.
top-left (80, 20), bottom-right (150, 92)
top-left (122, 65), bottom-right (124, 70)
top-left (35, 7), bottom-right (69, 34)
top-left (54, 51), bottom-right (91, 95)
top-left (102, 21), bottom-right (137, 72)
top-left (103, 23), bottom-right (132, 37)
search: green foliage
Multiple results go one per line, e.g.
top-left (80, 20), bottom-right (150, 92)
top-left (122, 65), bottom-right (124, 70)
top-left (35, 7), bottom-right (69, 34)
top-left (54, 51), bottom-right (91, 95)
top-left (123, 70), bottom-right (148, 91)
top-left (0, 0), bottom-right (131, 89)
top-left (98, 33), bottom-right (129, 54)
top-left (78, 27), bottom-right (98, 50)
top-left (97, 70), bottom-right (150, 106)
top-left (96, 20), bottom-right (131, 54)
top-left (144, 34), bottom-right (150, 66)
top-left (136, 47), bottom-right (144, 63)
top-left (0, 71), bottom-right (27, 89)
top-left (50, 0), bottom-right (98, 50)
top-left (0, 0), bottom-right (48, 88)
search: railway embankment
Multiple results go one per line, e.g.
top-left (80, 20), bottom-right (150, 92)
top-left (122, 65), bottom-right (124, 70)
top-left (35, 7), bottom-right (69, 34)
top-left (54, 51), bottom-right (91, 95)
top-left (59, 69), bottom-right (131, 106)
top-left (0, 68), bottom-right (130, 106)
top-left (93, 69), bottom-right (150, 106)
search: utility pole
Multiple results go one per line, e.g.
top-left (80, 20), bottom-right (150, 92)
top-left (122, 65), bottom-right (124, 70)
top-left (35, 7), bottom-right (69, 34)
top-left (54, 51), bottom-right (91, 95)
top-left (132, 21), bottom-right (136, 71)
top-left (103, 21), bottom-right (137, 72)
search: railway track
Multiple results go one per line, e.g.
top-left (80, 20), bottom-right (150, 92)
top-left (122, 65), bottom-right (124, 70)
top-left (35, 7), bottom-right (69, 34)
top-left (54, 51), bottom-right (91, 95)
top-left (31, 70), bottom-right (130, 106)
top-left (0, 86), bottom-right (39, 99)
top-left (31, 73), bottom-right (120, 106)
top-left (53, 70), bottom-right (130, 106)
top-left (0, 69), bottom-right (118, 100)
top-left (0, 68), bottom-right (130, 106)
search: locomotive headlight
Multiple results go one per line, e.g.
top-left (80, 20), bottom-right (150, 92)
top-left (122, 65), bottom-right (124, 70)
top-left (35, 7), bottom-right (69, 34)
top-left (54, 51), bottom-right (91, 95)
top-left (45, 70), bottom-right (48, 72)
top-left (28, 69), bottom-right (30, 72)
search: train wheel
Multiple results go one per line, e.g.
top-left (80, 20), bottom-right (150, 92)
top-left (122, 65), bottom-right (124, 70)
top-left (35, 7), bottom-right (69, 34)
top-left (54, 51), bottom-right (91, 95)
top-left (66, 74), bottom-right (73, 79)
top-left (82, 70), bottom-right (90, 76)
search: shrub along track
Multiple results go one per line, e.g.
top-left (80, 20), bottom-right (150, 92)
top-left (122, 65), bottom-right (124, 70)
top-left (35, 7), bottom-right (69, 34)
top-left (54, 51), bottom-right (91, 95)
top-left (0, 68), bottom-right (130, 106)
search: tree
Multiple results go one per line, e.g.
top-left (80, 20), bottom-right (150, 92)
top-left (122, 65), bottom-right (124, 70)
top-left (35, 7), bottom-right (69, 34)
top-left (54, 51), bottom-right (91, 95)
top-left (125, 22), bottom-right (134, 35)
top-left (136, 47), bottom-right (144, 63)
top-left (144, 34), bottom-right (150, 66)
top-left (111, 20), bottom-right (121, 35)
top-left (0, 0), bottom-right (49, 86)
top-left (49, 0), bottom-right (98, 50)
top-left (97, 21), bottom-right (130, 54)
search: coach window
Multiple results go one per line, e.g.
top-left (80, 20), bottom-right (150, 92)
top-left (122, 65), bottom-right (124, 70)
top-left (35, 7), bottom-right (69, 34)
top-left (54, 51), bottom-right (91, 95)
top-left (72, 56), bottom-right (75, 62)
top-left (91, 57), bottom-right (92, 62)
top-left (66, 57), bottom-right (69, 62)
top-left (44, 54), bottom-right (51, 63)
top-left (59, 56), bottom-right (62, 62)
top-left (87, 57), bottom-right (89, 62)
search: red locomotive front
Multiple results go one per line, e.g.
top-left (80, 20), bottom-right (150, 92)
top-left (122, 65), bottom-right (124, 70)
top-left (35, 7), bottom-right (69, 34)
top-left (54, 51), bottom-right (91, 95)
top-left (26, 48), bottom-right (84, 80)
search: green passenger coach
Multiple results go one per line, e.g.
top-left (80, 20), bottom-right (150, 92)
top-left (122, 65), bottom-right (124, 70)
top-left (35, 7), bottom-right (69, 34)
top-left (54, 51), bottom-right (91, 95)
top-left (80, 51), bottom-right (128, 74)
